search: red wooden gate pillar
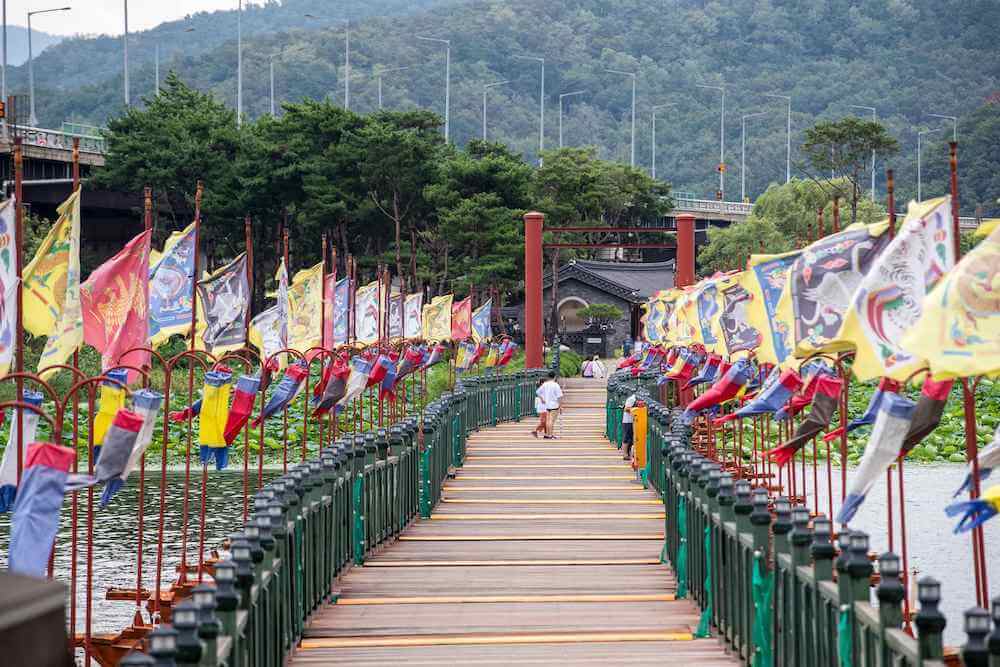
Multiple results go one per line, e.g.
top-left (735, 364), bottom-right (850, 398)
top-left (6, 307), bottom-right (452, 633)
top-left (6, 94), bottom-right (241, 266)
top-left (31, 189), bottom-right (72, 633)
top-left (523, 211), bottom-right (544, 368)
top-left (675, 213), bottom-right (696, 288)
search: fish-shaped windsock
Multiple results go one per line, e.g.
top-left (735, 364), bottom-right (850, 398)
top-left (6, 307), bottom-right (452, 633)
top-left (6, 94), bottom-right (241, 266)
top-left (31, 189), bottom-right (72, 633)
top-left (665, 349), bottom-right (698, 384)
top-left (680, 358), bottom-right (753, 424)
top-left (252, 361), bottom-right (308, 427)
top-left (336, 355), bottom-right (374, 412)
top-left (169, 399), bottom-right (202, 423)
top-left (684, 354), bottom-right (722, 390)
top-left (368, 354), bottom-right (392, 388)
top-left (497, 340), bottom-right (517, 367)
top-left (422, 344), bottom-right (446, 370)
top-left (954, 424), bottom-right (1000, 497)
top-left (836, 393), bottom-right (916, 525)
top-left (664, 347), bottom-right (679, 367)
top-left (93, 368), bottom-right (129, 463)
top-left (716, 368), bottom-right (803, 425)
top-left (483, 343), bottom-right (499, 367)
top-left (101, 390), bottom-right (163, 507)
top-left (95, 409), bottom-right (144, 506)
top-left (617, 351), bottom-right (641, 369)
top-left (8, 443), bottom-right (78, 576)
top-left (0, 390), bottom-right (46, 513)
top-left (312, 355), bottom-right (350, 416)
top-left (774, 369), bottom-right (832, 421)
top-left (223, 375), bottom-right (261, 445)
top-left (469, 342), bottom-right (487, 367)
top-left (767, 374), bottom-right (844, 466)
top-left (380, 354), bottom-right (400, 401)
top-left (946, 485), bottom-right (1000, 534)
top-left (823, 377), bottom-right (901, 443)
top-left (900, 377), bottom-right (954, 455)
top-left (394, 346), bottom-right (424, 383)
top-left (197, 371), bottom-right (233, 470)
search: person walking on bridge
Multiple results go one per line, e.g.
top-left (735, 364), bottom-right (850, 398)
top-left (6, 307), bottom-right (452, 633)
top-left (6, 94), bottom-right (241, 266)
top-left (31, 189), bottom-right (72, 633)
top-left (621, 391), bottom-right (637, 461)
top-left (531, 378), bottom-right (548, 438)
top-left (537, 371), bottom-right (563, 439)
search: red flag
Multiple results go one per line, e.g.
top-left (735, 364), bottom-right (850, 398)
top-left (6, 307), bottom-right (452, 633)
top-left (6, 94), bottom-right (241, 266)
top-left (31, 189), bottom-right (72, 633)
top-left (451, 297), bottom-right (472, 341)
top-left (81, 230), bottom-right (151, 381)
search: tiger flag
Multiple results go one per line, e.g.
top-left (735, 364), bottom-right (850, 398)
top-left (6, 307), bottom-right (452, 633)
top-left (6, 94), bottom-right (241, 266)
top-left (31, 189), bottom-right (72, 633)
top-left (422, 294), bottom-right (453, 342)
top-left (835, 197), bottom-right (956, 381)
top-left (23, 189), bottom-right (84, 378)
top-left (451, 296), bottom-right (472, 341)
top-left (901, 221), bottom-right (1000, 378)
top-left (0, 198), bottom-right (19, 379)
top-left (774, 221), bottom-right (891, 361)
top-left (743, 250), bottom-right (801, 365)
top-left (471, 299), bottom-right (492, 342)
top-left (148, 222), bottom-right (195, 348)
top-left (195, 253), bottom-right (249, 355)
top-left (249, 259), bottom-right (288, 365)
top-left (288, 262), bottom-right (323, 353)
top-left (81, 230), bottom-right (152, 380)
top-left (355, 281), bottom-right (380, 345)
top-left (403, 293), bottom-right (423, 339)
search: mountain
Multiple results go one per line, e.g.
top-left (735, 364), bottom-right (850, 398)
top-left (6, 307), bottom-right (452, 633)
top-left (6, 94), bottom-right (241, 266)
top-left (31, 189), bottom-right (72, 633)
top-left (3, 25), bottom-right (63, 66)
top-left (8, 0), bottom-right (1000, 212)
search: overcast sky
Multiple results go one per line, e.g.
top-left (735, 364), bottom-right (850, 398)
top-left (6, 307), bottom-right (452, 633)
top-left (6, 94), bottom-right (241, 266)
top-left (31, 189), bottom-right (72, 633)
top-left (6, 1), bottom-right (242, 36)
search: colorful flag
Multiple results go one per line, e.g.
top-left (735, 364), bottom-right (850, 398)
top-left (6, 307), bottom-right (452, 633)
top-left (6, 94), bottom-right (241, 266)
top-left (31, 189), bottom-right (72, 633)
top-left (322, 274), bottom-right (336, 348)
top-left (288, 262), bottom-right (323, 353)
top-left (680, 358), bottom-right (753, 423)
top-left (199, 370), bottom-right (233, 469)
top-left (775, 221), bottom-right (891, 360)
top-left (148, 222), bottom-right (195, 348)
top-left (101, 389), bottom-right (163, 506)
top-left (497, 339), bottom-right (517, 367)
top-left (253, 361), bottom-right (308, 426)
top-left (23, 189), bottom-right (84, 378)
top-left (337, 355), bottom-right (374, 410)
top-left (0, 390), bottom-right (44, 512)
top-left (0, 198), bottom-right (18, 379)
top-left (471, 299), bottom-right (493, 342)
top-left (332, 278), bottom-right (351, 345)
top-left (388, 292), bottom-right (404, 339)
top-left (716, 272), bottom-right (762, 355)
top-left (766, 374), bottom-right (844, 466)
top-left (313, 354), bottom-right (350, 416)
top-left (901, 222), bottom-right (1000, 378)
top-left (249, 259), bottom-right (289, 365)
top-left (835, 198), bottom-right (956, 381)
top-left (744, 250), bottom-right (801, 365)
top-left (404, 293), bottom-right (423, 339)
top-left (196, 253), bottom-right (249, 354)
top-left (355, 280), bottom-right (380, 345)
top-left (694, 279), bottom-right (721, 349)
top-left (422, 294), bottom-right (453, 341)
top-left (451, 296), bottom-right (472, 340)
top-left (81, 230), bottom-right (152, 379)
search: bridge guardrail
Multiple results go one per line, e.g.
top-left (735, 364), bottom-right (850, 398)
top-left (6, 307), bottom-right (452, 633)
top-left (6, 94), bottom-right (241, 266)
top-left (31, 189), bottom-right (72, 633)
top-left (674, 197), bottom-right (754, 217)
top-left (12, 125), bottom-right (106, 154)
top-left (606, 370), bottom-right (994, 667)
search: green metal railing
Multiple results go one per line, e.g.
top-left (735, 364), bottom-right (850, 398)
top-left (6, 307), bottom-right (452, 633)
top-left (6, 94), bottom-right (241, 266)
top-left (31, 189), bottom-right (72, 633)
top-left (606, 369), bottom-right (999, 667)
top-left (153, 369), bottom-right (542, 667)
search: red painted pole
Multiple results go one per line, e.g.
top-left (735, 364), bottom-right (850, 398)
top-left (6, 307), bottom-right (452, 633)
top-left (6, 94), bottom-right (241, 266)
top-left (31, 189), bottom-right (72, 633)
top-left (887, 169), bottom-right (896, 238)
top-left (523, 211), bottom-right (544, 368)
top-left (675, 214), bottom-right (695, 288)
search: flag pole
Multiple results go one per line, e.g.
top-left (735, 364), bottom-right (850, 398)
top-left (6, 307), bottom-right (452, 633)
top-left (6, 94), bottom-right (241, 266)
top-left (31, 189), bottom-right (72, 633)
top-left (330, 242), bottom-right (338, 443)
top-left (887, 169), bottom-right (896, 238)
top-left (243, 213), bottom-right (253, 520)
top-left (282, 224), bottom-right (290, 470)
top-left (12, 135), bottom-right (22, 484)
top-left (135, 185), bottom-right (152, 614)
top-left (321, 233), bottom-right (327, 350)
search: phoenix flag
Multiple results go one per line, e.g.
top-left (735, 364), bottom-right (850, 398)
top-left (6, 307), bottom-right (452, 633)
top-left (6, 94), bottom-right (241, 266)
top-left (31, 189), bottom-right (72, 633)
top-left (422, 295), bottom-right (453, 341)
top-left (451, 296), bottom-right (472, 340)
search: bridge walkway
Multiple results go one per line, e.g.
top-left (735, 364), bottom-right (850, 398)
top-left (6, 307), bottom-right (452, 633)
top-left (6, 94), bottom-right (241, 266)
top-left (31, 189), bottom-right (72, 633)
top-left (291, 378), bottom-right (736, 665)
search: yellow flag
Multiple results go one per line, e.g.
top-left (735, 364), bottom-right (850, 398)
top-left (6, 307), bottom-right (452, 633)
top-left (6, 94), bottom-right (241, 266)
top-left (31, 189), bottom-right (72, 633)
top-left (288, 262), bottom-right (323, 353)
top-left (714, 271), bottom-right (763, 357)
top-left (901, 223), bottom-right (1000, 379)
top-left (23, 189), bottom-right (84, 378)
top-left (666, 288), bottom-right (698, 346)
top-left (422, 294), bottom-right (453, 341)
top-left (744, 249), bottom-right (801, 365)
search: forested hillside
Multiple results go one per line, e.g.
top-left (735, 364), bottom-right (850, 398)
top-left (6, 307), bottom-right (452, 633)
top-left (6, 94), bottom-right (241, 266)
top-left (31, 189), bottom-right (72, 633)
top-left (13, 0), bottom-right (1000, 212)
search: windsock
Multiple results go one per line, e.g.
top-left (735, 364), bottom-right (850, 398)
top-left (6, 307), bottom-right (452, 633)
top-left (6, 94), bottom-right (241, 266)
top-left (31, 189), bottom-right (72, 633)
top-left (312, 355), bottom-right (350, 416)
top-left (483, 343), bottom-right (499, 367)
top-left (684, 354), bottom-right (722, 390)
top-left (223, 375), bottom-right (261, 445)
top-left (8, 443), bottom-right (77, 577)
top-left (422, 344), bottom-right (447, 370)
top-left (380, 354), bottom-right (400, 401)
top-left (454, 341), bottom-right (474, 372)
top-left (664, 347), bottom-right (679, 367)
top-left (101, 389), bottom-right (163, 506)
top-left (946, 485), bottom-right (1000, 534)
top-left (767, 374), bottom-right (844, 466)
top-left (665, 348), bottom-right (699, 385)
top-left (94, 409), bottom-right (143, 505)
top-left (252, 361), bottom-right (309, 427)
top-left (954, 424), bottom-right (1000, 497)
top-left (899, 377), bottom-right (954, 455)
top-left (497, 339), bottom-right (517, 367)
top-left (368, 354), bottom-right (393, 388)
top-left (823, 377), bottom-right (900, 443)
top-left (680, 358), bottom-right (753, 424)
top-left (336, 355), bottom-right (374, 412)
top-left (469, 342), bottom-right (487, 366)
top-left (774, 369), bottom-right (832, 421)
top-left (716, 368), bottom-right (803, 425)
top-left (394, 346), bottom-right (425, 384)
top-left (0, 390), bottom-right (46, 512)
top-left (93, 368), bottom-right (130, 463)
top-left (836, 393), bottom-right (916, 525)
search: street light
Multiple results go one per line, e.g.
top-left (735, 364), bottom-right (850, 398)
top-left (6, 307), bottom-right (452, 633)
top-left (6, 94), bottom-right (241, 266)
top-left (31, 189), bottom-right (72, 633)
top-left (27, 5), bottom-right (70, 127)
top-left (416, 36), bottom-right (450, 143)
top-left (558, 90), bottom-right (585, 148)
top-left (605, 69), bottom-right (637, 167)
top-left (237, 0), bottom-right (243, 126)
top-left (376, 65), bottom-right (409, 109)
top-left (741, 112), bottom-right (767, 202)
top-left (482, 80), bottom-right (509, 141)
top-left (123, 0), bottom-right (129, 106)
top-left (764, 93), bottom-right (791, 183)
top-left (917, 127), bottom-right (943, 201)
top-left (513, 54), bottom-right (544, 163)
top-left (305, 15), bottom-right (350, 109)
top-left (850, 105), bottom-right (877, 201)
top-left (926, 112), bottom-right (958, 142)
top-left (651, 103), bottom-right (675, 181)
top-left (697, 83), bottom-right (726, 199)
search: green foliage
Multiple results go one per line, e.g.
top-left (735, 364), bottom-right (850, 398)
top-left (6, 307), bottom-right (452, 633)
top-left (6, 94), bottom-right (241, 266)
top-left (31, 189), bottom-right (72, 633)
top-left (576, 303), bottom-right (623, 325)
top-left (698, 177), bottom-right (885, 274)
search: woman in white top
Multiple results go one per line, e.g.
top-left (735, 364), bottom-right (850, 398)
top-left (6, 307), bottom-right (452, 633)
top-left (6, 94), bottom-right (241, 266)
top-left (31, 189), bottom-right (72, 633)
top-left (532, 378), bottom-right (548, 438)
top-left (591, 356), bottom-right (606, 379)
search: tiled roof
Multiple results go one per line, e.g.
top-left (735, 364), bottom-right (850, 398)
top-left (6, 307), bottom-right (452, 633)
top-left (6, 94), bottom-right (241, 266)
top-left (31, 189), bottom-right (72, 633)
top-left (542, 259), bottom-right (675, 303)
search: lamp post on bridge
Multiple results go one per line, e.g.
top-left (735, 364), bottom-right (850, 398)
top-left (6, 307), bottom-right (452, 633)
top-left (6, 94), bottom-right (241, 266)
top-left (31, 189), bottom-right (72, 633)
top-left (27, 5), bottom-right (70, 127)
top-left (764, 92), bottom-right (791, 183)
top-left (416, 35), bottom-right (450, 143)
top-left (697, 83), bottom-right (726, 200)
top-left (926, 112), bottom-right (957, 142)
top-left (482, 80), bottom-right (509, 141)
top-left (850, 104), bottom-right (877, 201)
top-left (741, 112), bottom-right (767, 202)
top-left (651, 103), bottom-right (675, 181)
top-left (558, 90), bottom-right (584, 149)
top-left (605, 68), bottom-right (637, 167)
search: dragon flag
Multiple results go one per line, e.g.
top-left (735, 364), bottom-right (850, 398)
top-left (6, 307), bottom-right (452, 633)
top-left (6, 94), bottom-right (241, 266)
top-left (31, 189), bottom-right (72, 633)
top-left (775, 221), bottom-right (892, 361)
top-left (954, 424), bottom-right (1000, 499)
top-left (288, 262), bottom-right (323, 354)
top-left (451, 296), bottom-right (472, 341)
top-left (901, 222), bottom-right (1000, 379)
top-left (497, 339), bottom-right (517, 367)
top-left (388, 292), bottom-right (404, 339)
top-left (196, 253), bottom-right (249, 355)
top-left (81, 230), bottom-right (152, 380)
top-left (743, 250), bottom-right (801, 365)
top-left (331, 277), bottom-right (351, 345)
top-left (471, 299), bottom-right (493, 342)
top-left (23, 189), bottom-right (84, 379)
top-left (249, 259), bottom-right (289, 366)
top-left (148, 222), bottom-right (195, 348)
top-left (835, 197), bottom-right (956, 381)
top-left (0, 198), bottom-right (18, 379)
top-left (404, 293), bottom-right (423, 339)
top-left (422, 294), bottom-right (453, 341)
top-left (694, 277), bottom-right (724, 352)
top-left (355, 280), bottom-right (380, 345)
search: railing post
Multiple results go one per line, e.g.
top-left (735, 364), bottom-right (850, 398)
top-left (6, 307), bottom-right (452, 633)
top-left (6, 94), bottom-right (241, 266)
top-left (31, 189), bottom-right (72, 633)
top-left (844, 532), bottom-right (874, 667)
top-left (962, 607), bottom-right (992, 667)
top-left (914, 577), bottom-right (947, 664)
top-left (749, 489), bottom-right (773, 665)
